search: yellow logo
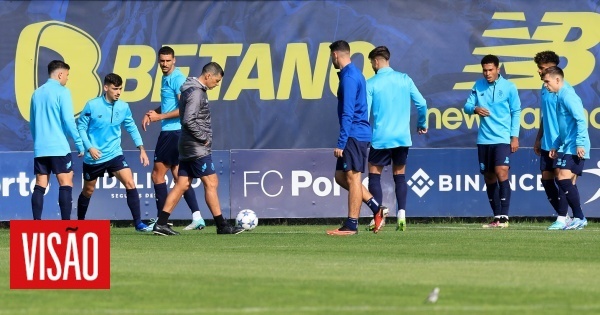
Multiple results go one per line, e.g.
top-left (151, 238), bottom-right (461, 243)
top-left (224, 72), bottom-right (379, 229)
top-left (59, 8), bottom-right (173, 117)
top-left (454, 12), bottom-right (600, 90)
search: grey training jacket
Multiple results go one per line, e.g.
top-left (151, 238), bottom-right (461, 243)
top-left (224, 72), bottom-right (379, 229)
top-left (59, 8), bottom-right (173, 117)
top-left (178, 77), bottom-right (212, 161)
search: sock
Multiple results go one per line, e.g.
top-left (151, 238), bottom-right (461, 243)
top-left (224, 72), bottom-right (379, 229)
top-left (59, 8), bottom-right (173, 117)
top-left (344, 217), bottom-right (358, 230)
top-left (192, 211), bottom-right (202, 221)
top-left (485, 182), bottom-right (500, 216)
top-left (77, 193), bottom-right (91, 220)
top-left (153, 182), bottom-right (168, 217)
top-left (557, 179), bottom-right (584, 219)
top-left (393, 174), bottom-right (408, 211)
top-left (214, 214), bottom-right (226, 228)
top-left (541, 179), bottom-right (560, 213)
top-left (367, 173), bottom-right (382, 205)
top-left (365, 197), bottom-right (380, 215)
top-left (556, 216), bottom-right (567, 223)
top-left (183, 188), bottom-right (201, 214)
top-left (126, 188), bottom-right (142, 226)
top-left (58, 186), bottom-right (72, 220)
top-left (157, 210), bottom-right (171, 225)
top-left (499, 215), bottom-right (509, 223)
top-left (556, 178), bottom-right (569, 217)
top-left (499, 180), bottom-right (511, 216)
top-left (31, 185), bottom-right (45, 220)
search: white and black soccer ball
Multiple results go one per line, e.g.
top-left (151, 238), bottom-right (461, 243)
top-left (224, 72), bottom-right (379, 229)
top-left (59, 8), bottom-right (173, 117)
top-left (235, 209), bottom-right (258, 230)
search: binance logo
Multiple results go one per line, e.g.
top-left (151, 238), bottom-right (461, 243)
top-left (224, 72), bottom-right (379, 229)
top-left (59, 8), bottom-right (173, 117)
top-left (454, 12), bottom-right (600, 90)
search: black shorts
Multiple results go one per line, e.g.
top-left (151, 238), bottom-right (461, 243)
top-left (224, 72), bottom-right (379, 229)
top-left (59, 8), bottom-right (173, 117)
top-left (477, 144), bottom-right (511, 174)
top-left (154, 130), bottom-right (181, 166)
top-left (368, 146), bottom-right (409, 166)
top-left (336, 137), bottom-right (369, 172)
top-left (178, 155), bottom-right (216, 178)
top-left (34, 153), bottom-right (73, 175)
top-left (83, 155), bottom-right (129, 181)
top-left (556, 154), bottom-right (585, 176)
top-left (539, 149), bottom-right (558, 172)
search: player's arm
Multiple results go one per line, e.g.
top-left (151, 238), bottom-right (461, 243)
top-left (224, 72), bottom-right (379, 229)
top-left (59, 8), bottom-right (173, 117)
top-left (508, 85), bottom-right (521, 152)
top-left (565, 93), bottom-right (588, 158)
top-left (182, 90), bottom-right (210, 145)
top-left (409, 78), bottom-right (428, 134)
top-left (337, 77), bottom-right (357, 151)
top-left (123, 106), bottom-right (148, 166)
top-left (29, 96), bottom-right (36, 140)
top-left (77, 103), bottom-right (101, 159)
top-left (534, 119), bottom-right (543, 156)
top-left (60, 90), bottom-right (85, 155)
top-left (366, 80), bottom-right (373, 121)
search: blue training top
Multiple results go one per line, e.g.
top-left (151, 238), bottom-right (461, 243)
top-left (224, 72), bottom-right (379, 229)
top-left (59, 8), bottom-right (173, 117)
top-left (552, 84), bottom-right (590, 159)
top-left (336, 63), bottom-right (371, 149)
top-left (161, 68), bottom-right (186, 131)
top-left (540, 82), bottom-right (565, 152)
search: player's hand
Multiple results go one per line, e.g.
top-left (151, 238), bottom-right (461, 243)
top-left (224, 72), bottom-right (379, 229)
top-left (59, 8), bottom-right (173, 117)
top-left (417, 127), bottom-right (428, 135)
top-left (141, 114), bottom-right (151, 131)
top-left (78, 152), bottom-right (84, 157)
top-left (89, 148), bottom-right (101, 160)
top-left (334, 148), bottom-right (343, 158)
top-left (140, 150), bottom-right (149, 166)
top-left (549, 149), bottom-right (557, 159)
top-left (510, 137), bottom-right (519, 153)
top-left (474, 107), bottom-right (490, 117)
top-left (533, 139), bottom-right (541, 156)
top-left (577, 147), bottom-right (586, 159)
top-left (146, 110), bottom-right (161, 123)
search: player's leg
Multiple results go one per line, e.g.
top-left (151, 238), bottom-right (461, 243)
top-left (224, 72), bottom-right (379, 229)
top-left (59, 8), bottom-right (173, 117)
top-left (151, 161), bottom-right (170, 217)
top-left (556, 155), bottom-right (586, 230)
top-left (172, 164), bottom-right (205, 230)
top-left (77, 178), bottom-right (97, 220)
top-left (478, 145), bottom-right (501, 228)
top-left (153, 172), bottom-right (190, 236)
top-left (32, 157), bottom-right (50, 220)
top-left (53, 153), bottom-right (75, 220)
top-left (110, 156), bottom-right (150, 232)
top-left (391, 147), bottom-right (409, 231)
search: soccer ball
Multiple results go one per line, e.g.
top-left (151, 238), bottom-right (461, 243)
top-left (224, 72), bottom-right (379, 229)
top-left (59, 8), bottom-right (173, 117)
top-left (235, 209), bottom-right (258, 230)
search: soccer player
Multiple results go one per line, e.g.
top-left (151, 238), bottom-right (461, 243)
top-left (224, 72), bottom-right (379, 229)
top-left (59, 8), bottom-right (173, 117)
top-left (365, 46), bottom-right (428, 232)
top-left (326, 40), bottom-right (385, 236)
top-left (543, 66), bottom-right (590, 230)
top-left (76, 73), bottom-right (152, 232)
top-left (532, 51), bottom-right (570, 229)
top-left (152, 62), bottom-right (244, 236)
top-left (30, 60), bottom-right (85, 220)
top-left (463, 54), bottom-right (521, 228)
top-left (142, 46), bottom-right (205, 230)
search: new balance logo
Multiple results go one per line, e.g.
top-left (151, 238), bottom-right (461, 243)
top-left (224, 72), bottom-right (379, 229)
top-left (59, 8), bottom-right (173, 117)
top-left (407, 168), bottom-right (435, 197)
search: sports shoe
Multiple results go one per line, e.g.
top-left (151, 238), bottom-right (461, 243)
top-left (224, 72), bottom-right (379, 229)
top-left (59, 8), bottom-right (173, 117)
top-left (367, 207), bottom-right (389, 231)
top-left (183, 218), bottom-right (206, 230)
top-left (153, 224), bottom-right (180, 236)
top-left (373, 206), bottom-right (387, 234)
top-left (565, 218), bottom-right (587, 230)
top-left (217, 223), bottom-right (245, 235)
top-left (147, 217), bottom-right (173, 230)
top-left (135, 222), bottom-right (153, 232)
top-left (326, 225), bottom-right (358, 236)
top-left (397, 218), bottom-right (406, 231)
top-left (547, 220), bottom-right (566, 230)
top-left (482, 219), bottom-right (503, 228)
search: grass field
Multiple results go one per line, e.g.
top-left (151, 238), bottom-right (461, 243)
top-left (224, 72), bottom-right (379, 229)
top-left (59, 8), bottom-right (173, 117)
top-left (1, 222), bottom-right (599, 314)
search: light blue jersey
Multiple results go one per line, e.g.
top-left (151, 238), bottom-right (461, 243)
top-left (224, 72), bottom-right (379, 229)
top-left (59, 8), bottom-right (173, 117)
top-left (77, 95), bottom-right (143, 164)
top-left (464, 75), bottom-right (521, 144)
top-left (540, 82), bottom-right (567, 152)
top-left (30, 79), bottom-right (84, 157)
top-left (161, 68), bottom-right (186, 131)
top-left (366, 67), bottom-right (427, 149)
top-left (552, 84), bottom-right (590, 159)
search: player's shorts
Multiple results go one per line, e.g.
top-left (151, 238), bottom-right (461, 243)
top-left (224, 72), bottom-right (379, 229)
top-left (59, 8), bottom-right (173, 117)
top-left (368, 146), bottom-right (409, 166)
top-left (556, 154), bottom-right (585, 176)
top-left (154, 130), bottom-right (181, 166)
top-left (539, 149), bottom-right (558, 172)
top-left (477, 144), bottom-right (511, 174)
top-left (34, 153), bottom-right (73, 175)
top-left (336, 137), bottom-right (369, 172)
top-left (178, 155), bottom-right (216, 178)
top-left (83, 155), bottom-right (129, 181)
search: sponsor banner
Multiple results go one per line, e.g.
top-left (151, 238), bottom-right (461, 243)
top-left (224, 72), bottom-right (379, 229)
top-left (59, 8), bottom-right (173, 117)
top-left (0, 151), bottom-right (231, 221)
top-left (10, 220), bottom-right (110, 289)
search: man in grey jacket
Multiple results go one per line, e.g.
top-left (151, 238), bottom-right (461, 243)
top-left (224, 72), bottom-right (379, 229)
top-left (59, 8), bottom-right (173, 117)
top-left (152, 62), bottom-right (244, 235)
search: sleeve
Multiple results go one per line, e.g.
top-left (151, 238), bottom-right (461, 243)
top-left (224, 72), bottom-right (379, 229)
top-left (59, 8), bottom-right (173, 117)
top-left (508, 85), bottom-right (522, 138)
top-left (337, 76), bottom-right (358, 149)
top-left (565, 92), bottom-right (587, 147)
top-left (463, 84), bottom-right (478, 115)
top-left (77, 102), bottom-right (93, 150)
top-left (409, 78), bottom-right (428, 129)
top-left (182, 89), bottom-right (209, 144)
top-left (173, 75), bottom-right (186, 97)
top-left (122, 105), bottom-right (144, 147)
top-left (29, 96), bottom-right (35, 140)
top-left (366, 80), bottom-right (373, 121)
top-left (60, 89), bottom-right (85, 153)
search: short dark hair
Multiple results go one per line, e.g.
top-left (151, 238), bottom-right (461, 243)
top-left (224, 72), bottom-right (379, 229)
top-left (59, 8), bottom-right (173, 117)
top-left (201, 62), bottom-right (224, 77)
top-left (534, 51), bottom-right (559, 66)
top-left (542, 66), bottom-right (564, 79)
top-left (368, 46), bottom-right (390, 61)
top-left (47, 60), bottom-right (70, 76)
top-left (329, 40), bottom-right (350, 53)
top-left (104, 73), bottom-right (123, 87)
top-left (480, 54), bottom-right (499, 67)
top-left (158, 46), bottom-right (175, 57)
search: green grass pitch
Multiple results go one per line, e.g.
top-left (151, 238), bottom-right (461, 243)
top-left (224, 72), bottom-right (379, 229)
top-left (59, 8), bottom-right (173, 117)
top-left (1, 223), bottom-right (599, 314)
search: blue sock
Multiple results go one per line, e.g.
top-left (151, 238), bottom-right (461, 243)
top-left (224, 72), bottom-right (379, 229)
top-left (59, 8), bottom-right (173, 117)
top-left (126, 188), bottom-right (142, 226)
top-left (556, 179), bottom-right (568, 217)
top-left (153, 182), bottom-right (168, 217)
top-left (31, 185), bottom-right (45, 220)
top-left (183, 187), bottom-right (200, 213)
top-left (58, 186), bottom-right (72, 220)
top-left (393, 174), bottom-right (407, 211)
top-left (344, 217), bottom-right (358, 230)
top-left (77, 193), bottom-right (91, 220)
top-left (557, 179), bottom-right (584, 219)
top-left (485, 182), bottom-right (500, 216)
top-left (365, 197), bottom-right (380, 214)
top-left (368, 173), bottom-right (382, 205)
top-left (541, 179), bottom-right (560, 213)
top-left (499, 180), bottom-right (511, 217)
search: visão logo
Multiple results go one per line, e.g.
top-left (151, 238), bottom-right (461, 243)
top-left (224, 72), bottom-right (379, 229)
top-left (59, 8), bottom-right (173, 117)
top-left (407, 168), bottom-right (435, 197)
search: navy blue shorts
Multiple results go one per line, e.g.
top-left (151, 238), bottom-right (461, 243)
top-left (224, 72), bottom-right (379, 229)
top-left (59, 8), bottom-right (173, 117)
top-left (34, 153), bottom-right (73, 175)
top-left (336, 137), bottom-right (369, 172)
top-left (178, 155), bottom-right (216, 178)
top-left (368, 146), bottom-right (409, 166)
top-left (154, 130), bottom-right (181, 166)
top-left (477, 144), bottom-right (511, 174)
top-left (83, 155), bottom-right (129, 181)
top-left (556, 154), bottom-right (585, 176)
top-left (539, 149), bottom-right (558, 172)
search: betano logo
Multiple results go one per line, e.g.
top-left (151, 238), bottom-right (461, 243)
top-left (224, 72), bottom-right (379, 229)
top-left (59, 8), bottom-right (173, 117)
top-left (454, 12), bottom-right (599, 90)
